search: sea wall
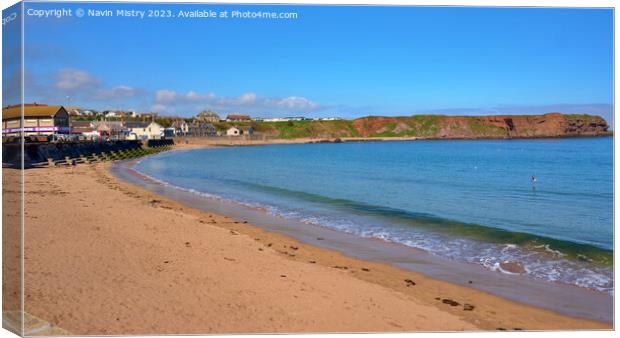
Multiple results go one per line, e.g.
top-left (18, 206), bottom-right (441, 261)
top-left (3, 140), bottom-right (144, 168)
top-left (147, 139), bottom-right (174, 147)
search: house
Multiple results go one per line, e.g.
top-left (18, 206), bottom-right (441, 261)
top-left (102, 110), bottom-right (119, 118)
top-left (65, 106), bottom-right (83, 117)
top-left (92, 121), bottom-right (128, 139)
top-left (71, 121), bottom-right (97, 135)
top-left (226, 126), bottom-right (254, 136)
top-left (2, 104), bottom-right (71, 136)
top-left (226, 114), bottom-right (252, 122)
top-left (188, 122), bottom-right (216, 137)
top-left (226, 127), bottom-right (241, 136)
top-left (124, 121), bottom-right (163, 140)
top-left (196, 111), bottom-right (221, 123)
top-left (171, 121), bottom-right (190, 136)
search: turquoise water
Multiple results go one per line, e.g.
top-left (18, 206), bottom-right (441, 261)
top-left (135, 138), bottom-right (613, 293)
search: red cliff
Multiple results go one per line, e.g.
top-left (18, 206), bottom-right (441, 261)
top-left (350, 113), bottom-right (610, 139)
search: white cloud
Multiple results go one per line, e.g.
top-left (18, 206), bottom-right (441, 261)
top-left (275, 96), bottom-right (320, 110)
top-left (155, 89), bottom-right (178, 103)
top-left (94, 85), bottom-right (140, 100)
top-left (150, 104), bottom-right (168, 112)
top-left (54, 68), bottom-right (99, 91)
top-left (239, 92), bottom-right (257, 104)
top-left (150, 89), bottom-right (325, 116)
top-left (24, 68), bottom-right (145, 109)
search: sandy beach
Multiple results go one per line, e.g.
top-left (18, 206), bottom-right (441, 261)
top-left (4, 145), bottom-right (612, 334)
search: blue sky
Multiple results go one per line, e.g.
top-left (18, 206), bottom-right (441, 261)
top-left (9, 2), bottom-right (614, 121)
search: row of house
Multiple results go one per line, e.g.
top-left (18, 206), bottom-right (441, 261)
top-left (227, 115), bottom-right (342, 122)
top-left (66, 107), bottom-right (154, 119)
top-left (67, 105), bottom-right (345, 123)
top-left (197, 112), bottom-right (341, 123)
top-left (2, 104), bottom-right (324, 141)
top-left (72, 119), bottom-right (253, 139)
top-left (0, 104), bottom-right (163, 140)
top-left (68, 120), bottom-right (165, 140)
top-left (169, 120), bottom-right (253, 137)
top-left (170, 121), bottom-right (216, 137)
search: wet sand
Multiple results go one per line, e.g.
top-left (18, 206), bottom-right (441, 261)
top-left (12, 149), bottom-right (613, 334)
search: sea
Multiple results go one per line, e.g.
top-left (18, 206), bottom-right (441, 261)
top-left (133, 137), bottom-right (613, 294)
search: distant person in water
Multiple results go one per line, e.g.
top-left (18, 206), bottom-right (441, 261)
top-left (531, 175), bottom-right (537, 191)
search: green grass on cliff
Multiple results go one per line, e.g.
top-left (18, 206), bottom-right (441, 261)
top-left (409, 115), bottom-right (443, 136)
top-left (269, 120), bottom-right (360, 139)
top-left (212, 113), bottom-right (607, 139)
top-left (215, 120), bottom-right (359, 139)
top-left (362, 115), bottom-right (443, 137)
top-left (466, 117), bottom-right (508, 137)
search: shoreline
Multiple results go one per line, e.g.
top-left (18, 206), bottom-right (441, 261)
top-left (116, 146), bottom-right (611, 328)
top-left (173, 133), bottom-right (613, 147)
top-left (16, 163), bottom-right (478, 334)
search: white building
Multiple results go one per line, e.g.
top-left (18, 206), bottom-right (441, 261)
top-left (262, 118), bottom-right (289, 122)
top-left (226, 126), bottom-right (254, 136)
top-left (226, 127), bottom-right (241, 136)
top-left (171, 121), bottom-right (190, 136)
top-left (262, 117), bottom-right (315, 122)
top-left (125, 121), bottom-right (163, 140)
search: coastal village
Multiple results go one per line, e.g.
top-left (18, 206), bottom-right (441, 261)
top-left (0, 103), bottom-right (348, 167)
top-left (2, 103), bottom-right (611, 144)
top-left (1, 103), bottom-right (342, 141)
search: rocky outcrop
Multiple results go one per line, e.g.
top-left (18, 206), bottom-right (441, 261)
top-left (351, 113), bottom-right (610, 139)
